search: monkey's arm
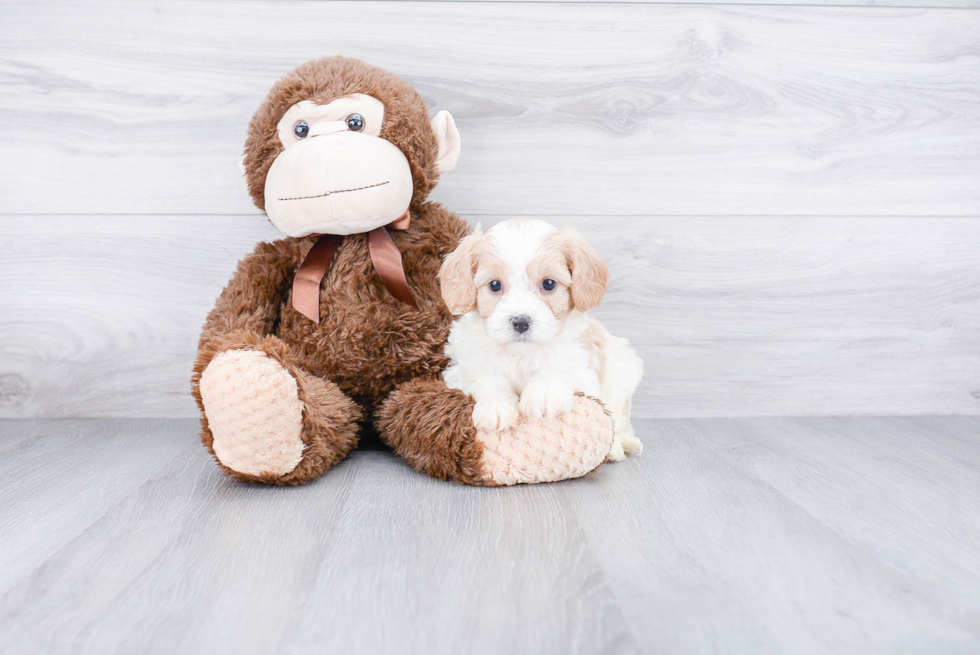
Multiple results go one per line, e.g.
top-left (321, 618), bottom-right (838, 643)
top-left (196, 239), bottom-right (300, 349)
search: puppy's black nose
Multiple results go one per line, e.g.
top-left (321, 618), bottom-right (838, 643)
top-left (511, 315), bottom-right (531, 334)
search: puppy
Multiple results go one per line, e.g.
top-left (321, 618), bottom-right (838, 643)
top-left (439, 218), bottom-right (643, 461)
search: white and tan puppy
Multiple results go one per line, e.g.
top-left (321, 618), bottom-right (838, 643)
top-left (439, 219), bottom-right (643, 461)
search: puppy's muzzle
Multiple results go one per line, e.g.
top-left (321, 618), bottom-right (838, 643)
top-left (511, 315), bottom-right (531, 334)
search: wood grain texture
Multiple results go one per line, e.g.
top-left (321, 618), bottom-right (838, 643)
top-left (1, 417), bottom-right (978, 654)
top-left (2, 1), bottom-right (979, 419)
top-left (564, 416), bottom-right (980, 654)
top-left (1, 1), bottom-right (978, 216)
top-left (2, 214), bottom-right (978, 419)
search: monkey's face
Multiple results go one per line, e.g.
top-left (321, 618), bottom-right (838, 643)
top-left (244, 58), bottom-right (462, 237)
top-left (264, 94), bottom-right (415, 237)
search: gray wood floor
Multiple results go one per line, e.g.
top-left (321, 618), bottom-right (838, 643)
top-left (1, 417), bottom-right (977, 654)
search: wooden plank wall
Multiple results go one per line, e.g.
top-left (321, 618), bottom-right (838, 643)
top-left (0, 0), bottom-right (978, 418)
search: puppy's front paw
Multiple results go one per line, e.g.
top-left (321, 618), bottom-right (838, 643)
top-left (518, 379), bottom-right (575, 420)
top-left (472, 396), bottom-right (520, 431)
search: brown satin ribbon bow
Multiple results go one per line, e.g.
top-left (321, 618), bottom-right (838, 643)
top-left (292, 209), bottom-right (418, 323)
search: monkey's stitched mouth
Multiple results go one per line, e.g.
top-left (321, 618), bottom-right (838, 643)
top-left (278, 180), bottom-right (390, 202)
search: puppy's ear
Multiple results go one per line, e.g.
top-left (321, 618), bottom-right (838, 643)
top-left (563, 229), bottom-right (609, 311)
top-left (440, 226), bottom-right (483, 315)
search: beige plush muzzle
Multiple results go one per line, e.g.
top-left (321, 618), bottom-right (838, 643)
top-left (264, 130), bottom-right (414, 237)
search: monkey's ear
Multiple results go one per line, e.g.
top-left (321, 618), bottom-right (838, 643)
top-left (431, 110), bottom-right (461, 174)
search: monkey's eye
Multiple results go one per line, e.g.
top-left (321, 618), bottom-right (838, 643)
top-left (541, 279), bottom-right (557, 291)
top-left (488, 280), bottom-right (502, 292)
top-left (346, 114), bottom-right (365, 132)
top-left (293, 121), bottom-right (310, 139)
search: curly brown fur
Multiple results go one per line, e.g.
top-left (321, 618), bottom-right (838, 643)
top-left (247, 201), bottom-right (467, 411)
top-left (375, 377), bottom-right (493, 486)
top-left (194, 57), bottom-right (471, 484)
top-left (193, 201), bottom-right (467, 484)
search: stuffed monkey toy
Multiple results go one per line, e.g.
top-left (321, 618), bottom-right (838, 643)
top-left (191, 57), bottom-right (613, 485)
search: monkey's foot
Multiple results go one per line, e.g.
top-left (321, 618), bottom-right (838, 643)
top-left (376, 379), bottom-right (614, 486)
top-left (477, 396), bottom-right (612, 485)
top-left (199, 349), bottom-right (306, 478)
top-left (194, 333), bottom-right (362, 485)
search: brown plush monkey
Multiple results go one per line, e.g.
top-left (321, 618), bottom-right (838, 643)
top-left (192, 57), bottom-right (612, 485)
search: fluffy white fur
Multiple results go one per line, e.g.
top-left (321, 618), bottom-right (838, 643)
top-left (439, 219), bottom-right (644, 461)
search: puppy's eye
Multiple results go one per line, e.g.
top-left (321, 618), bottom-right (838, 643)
top-left (488, 280), bottom-right (502, 292)
top-left (346, 113), bottom-right (365, 132)
top-left (541, 279), bottom-right (557, 291)
top-left (293, 120), bottom-right (310, 139)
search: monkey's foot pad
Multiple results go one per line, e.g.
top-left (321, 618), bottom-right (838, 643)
top-left (477, 396), bottom-right (613, 485)
top-left (199, 349), bottom-right (305, 477)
